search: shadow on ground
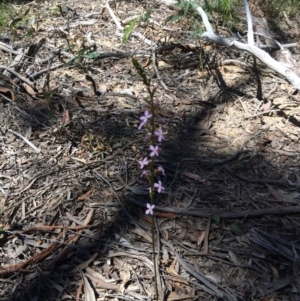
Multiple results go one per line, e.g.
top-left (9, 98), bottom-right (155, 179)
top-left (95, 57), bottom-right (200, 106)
top-left (1, 63), bottom-right (299, 301)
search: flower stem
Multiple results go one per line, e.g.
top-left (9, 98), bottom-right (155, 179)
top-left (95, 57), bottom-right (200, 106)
top-left (149, 87), bottom-right (159, 300)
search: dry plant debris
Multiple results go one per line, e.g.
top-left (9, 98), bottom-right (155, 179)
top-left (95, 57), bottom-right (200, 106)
top-left (0, 0), bottom-right (300, 300)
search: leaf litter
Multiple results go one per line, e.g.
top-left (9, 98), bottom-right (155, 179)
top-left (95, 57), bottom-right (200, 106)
top-left (0, 0), bottom-right (299, 300)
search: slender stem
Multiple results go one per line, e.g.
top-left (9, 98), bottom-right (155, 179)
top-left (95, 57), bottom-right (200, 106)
top-left (132, 58), bottom-right (160, 300)
top-left (148, 87), bottom-right (159, 300)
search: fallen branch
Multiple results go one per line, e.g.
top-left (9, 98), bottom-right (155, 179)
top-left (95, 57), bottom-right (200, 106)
top-left (125, 196), bottom-right (300, 219)
top-left (175, 251), bottom-right (238, 301)
top-left (0, 65), bottom-right (36, 90)
top-left (0, 231), bottom-right (65, 275)
top-left (193, 1), bottom-right (300, 89)
top-left (8, 129), bottom-right (41, 153)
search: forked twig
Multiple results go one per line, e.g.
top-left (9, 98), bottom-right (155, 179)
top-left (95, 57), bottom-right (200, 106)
top-left (194, 2), bottom-right (300, 89)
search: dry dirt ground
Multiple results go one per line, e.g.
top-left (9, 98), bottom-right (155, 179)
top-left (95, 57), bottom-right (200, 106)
top-left (0, 0), bottom-right (300, 300)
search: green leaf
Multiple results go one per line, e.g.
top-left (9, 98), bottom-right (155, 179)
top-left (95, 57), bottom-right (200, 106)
top-left (24, 27), bottom-right (35, 37)
top-left (9, 17), bottom-right (22, 28)
top-left (212, 214), bottom-right (220, 223)
top-left (23, 7), bottom-right (31, 17)
top-left (132, 58), bottom-right (150, 86)
top-left (122, 18), bottom-right (137, 43)
top-left (49, 5), bottom-right (60, 15)
top-left (165, 14), bottom-right (182, 23)
top-left (175, 0), bottom-right (189, 9)
top-left (229, 224), bottom-right (242, 236)
top-left (183, 1), bottom-right (190, 17)
top-left (82, 52), bottom-right (100, 59)
top-left (142, 8), bottom-right (151, 22)
top-left (64, 57), bottom-right (77, 67)
top-left (189, 1), bottom-right (202, 10)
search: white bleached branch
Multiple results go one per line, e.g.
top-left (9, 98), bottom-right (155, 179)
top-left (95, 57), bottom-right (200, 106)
top-left (243, 0), bottom-right (254, 46)
top-left (194, 4), bottom-right (300, 90)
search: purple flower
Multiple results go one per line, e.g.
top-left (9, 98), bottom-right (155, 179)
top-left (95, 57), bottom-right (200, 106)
top-left (141, 170), bottom-right (150, 177)
top-left (154, 181), bottom-right (165, 193)
top-left (150, 145), bottom-right (159, 157)
top-left (157, 165), bottom-right (165, 175)
top-left (155, 127), bottom-right (165, 142)
top-left (145, 203), bottom-right (155, 215)
top-left (138, 110), bottom-right (152, 130)
top-left (138, 157), bottom-right (149, 169)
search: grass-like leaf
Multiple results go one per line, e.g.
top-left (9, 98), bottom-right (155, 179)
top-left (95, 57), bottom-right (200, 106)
top-left (122, 18), bottom-right (137, 43)
top-left (132, 58), bottom-right (150, 86)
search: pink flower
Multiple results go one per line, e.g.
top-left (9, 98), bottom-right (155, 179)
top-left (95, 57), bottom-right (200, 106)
top-left (150, 145), bottom-right (159, 157)
top-left (138, 110), bottom-right (152, 130)
top-left (138, 157), bottom-right (149, 169)
top-left (154, 181), bottom-right (165, 193)
top-left (157, 165), bottom-right (165, 175)
top-left (155, 127), bottom-right (165, 142)
top-left (145, 203), bottom-right (155, 215)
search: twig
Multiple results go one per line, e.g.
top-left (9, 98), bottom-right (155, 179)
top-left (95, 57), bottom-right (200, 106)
top-left (194, 4), bottom-right (300, 89)
top-left (106, 2), bottom-right (154, 46)
top-left (93, 171), bottom-right (143, 229)
top-left (203, 217), bottom-right (210, 254)
top-left (152, 52), bottom-right (169, 91)
top-left (105, 3), bottom-right (124, 30)
top-left (124, 196), bottom-right (300, 219)
top-left (178, 150), bottom-right (249, 166)
top-left (8, 222), bottom-right (101, 236)
top-left (0, 65), bottom-right (36, 90)
top-left (0, 42), bottom-right (19, 55)
top-left (0, 231), bottom-right (65, 275)
top-left (44, 209), bottom-right (95, 269)
top-left (222, 165), bottom-right (290, 186)
top-left (7, 129), bottom-right (41, 153)
top-left (244, 108), bottom-right (280, 118)
top-left (154, 217), bottom-right (164, 300)
top-left (131, 32), bottom-right (154, 46)
top-left (175, 252), bottom-right (232, 300)
top-left (30, 63), bottom-right (64, 80)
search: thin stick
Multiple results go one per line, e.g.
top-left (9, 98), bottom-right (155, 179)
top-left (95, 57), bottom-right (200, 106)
top-left (152, 52), bottom-right (169, 91)
top-left (125, 196), bottom-right (300, 219)
top-left (105, 3), bottom-right (124, 30)
top-left (0, 65), bottom-right (36, 90)
top-left (8, 129), bottom-right (41, 153)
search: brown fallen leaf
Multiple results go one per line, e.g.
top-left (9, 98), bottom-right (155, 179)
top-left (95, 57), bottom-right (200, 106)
top-left (167, 292), bottom-right (194, 301)
top-left (0, 86), bottom-right (16, 101)
top-left (132, 228), bottom-right (152, 243)
top-left (63, 109), bottom-right (70, 124)
top-left (197, 231), bottom-right (206, 247)
top-left (85, 273), bottom-right (120, 291)
top-left (166, 259), bottom-right (180, 277)
top-left (154, 212), bottom-right (178, 218)
top-left (22, 82), bottom-right (36, 95)
top-left (81, 271), bottom-right (96, 301)
top-left (77, 189), bottom-right (94, 201)
top-left (268, 263), bottom-right (279, 279)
